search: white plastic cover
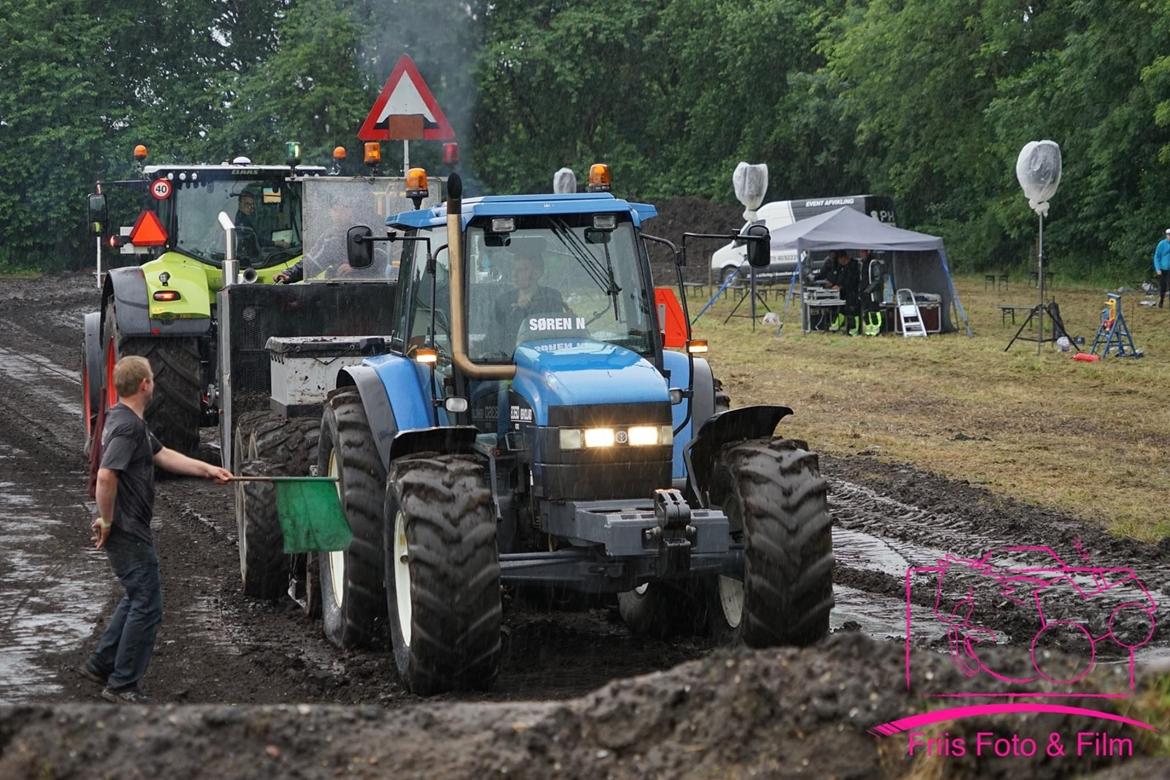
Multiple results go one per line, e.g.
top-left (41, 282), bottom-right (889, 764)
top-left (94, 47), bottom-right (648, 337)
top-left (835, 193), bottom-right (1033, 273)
top-left (1015, 141), bottom-right (1062, 216)
top-left (553, 167), bottom-right (577, 194)
top-left (732, 162), bottom-right (768, 221)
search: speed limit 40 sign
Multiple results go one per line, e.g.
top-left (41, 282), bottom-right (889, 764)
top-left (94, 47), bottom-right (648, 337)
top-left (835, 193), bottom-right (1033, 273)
top-left (150, 178), bottom-right (173, 200)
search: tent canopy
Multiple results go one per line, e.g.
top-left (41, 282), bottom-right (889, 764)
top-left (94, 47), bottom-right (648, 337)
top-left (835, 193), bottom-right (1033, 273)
top-left (768, 206), bottom-right (943, 253)
top-left (769, 207), bottom-right (970, 334)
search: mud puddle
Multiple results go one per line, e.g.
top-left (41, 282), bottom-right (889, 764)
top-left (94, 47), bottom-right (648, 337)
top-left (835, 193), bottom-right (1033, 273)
top-left (0, 449), bottom-right (103, 704)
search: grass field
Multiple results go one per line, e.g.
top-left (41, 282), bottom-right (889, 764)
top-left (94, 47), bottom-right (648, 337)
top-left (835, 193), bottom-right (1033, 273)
top-left (691, 274), bottom-right (1170, 542)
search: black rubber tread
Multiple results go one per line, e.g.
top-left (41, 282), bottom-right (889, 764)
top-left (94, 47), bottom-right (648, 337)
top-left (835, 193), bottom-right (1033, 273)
top-left (384, 453), bottom-right (501, 695)
top-left (81, 349), bottom-right (96, 457)
top-left (709, 437), bottom-right (834, 647)
top-left (102, 300), bottom-right (202, 454)
top-left (316, 389), bottom-right (387, 649)
top-left (235, 411), bottom-right (320, 476)
top-left (235, 458), bottom-right (289, 600)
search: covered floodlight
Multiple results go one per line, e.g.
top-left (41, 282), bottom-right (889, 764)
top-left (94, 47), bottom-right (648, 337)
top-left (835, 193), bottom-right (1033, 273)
top-left (733, 162), bottom-right (768, 222)
top-left (1015, 141), bottom-right (1061, 217)
top-left (553, 167), bottom-right (577, 194)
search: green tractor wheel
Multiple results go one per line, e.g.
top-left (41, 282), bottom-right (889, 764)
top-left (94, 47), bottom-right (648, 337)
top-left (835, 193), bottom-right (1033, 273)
top-left (101, 301), bottom-right (202, 455)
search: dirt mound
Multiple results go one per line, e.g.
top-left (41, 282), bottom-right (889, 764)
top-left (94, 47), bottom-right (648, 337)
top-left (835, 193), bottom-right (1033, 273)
top-left (645, 196), bottom-right (744, 284)
top-left (1, 633), bottom-right (1154, 779)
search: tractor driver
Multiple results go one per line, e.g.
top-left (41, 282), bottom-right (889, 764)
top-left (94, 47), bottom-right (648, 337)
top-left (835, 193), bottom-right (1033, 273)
top-left (490, 247), bottom-right (569, 354)
top-left (235, 191), bottom-right (290, 260)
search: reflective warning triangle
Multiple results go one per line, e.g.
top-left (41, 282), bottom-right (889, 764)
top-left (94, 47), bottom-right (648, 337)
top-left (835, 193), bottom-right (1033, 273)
top-left (358, 55), bottom-right (455, 142)
top-left (129, 209), bottom-right (168, 247)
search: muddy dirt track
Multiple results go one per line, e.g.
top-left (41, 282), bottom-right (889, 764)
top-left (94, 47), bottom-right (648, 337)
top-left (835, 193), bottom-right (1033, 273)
top-left (0, 270), bottom-right (1167, 778)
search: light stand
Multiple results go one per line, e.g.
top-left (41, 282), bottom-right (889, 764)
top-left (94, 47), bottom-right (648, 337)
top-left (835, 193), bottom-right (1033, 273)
top-left (723, 266), bottom-right (771, 329)
top-left (1006, 140), bottom-right (1065, 353)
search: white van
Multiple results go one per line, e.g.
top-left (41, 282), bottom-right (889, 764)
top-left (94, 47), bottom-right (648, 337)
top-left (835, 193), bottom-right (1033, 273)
top-left (709, 194), bottom-right (896, 285)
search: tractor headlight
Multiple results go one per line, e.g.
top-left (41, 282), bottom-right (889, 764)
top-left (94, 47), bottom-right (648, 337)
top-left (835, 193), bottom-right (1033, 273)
top-left (558, 425), bottom-right (672, 450)
top-left (584, 427), bottom-right (615, 448)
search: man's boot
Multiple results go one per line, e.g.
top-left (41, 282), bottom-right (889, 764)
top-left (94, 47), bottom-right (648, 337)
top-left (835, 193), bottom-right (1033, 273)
top-left (829, 313), bottom-right (844, 332)
top-left (848, 316), bottom-right (860, 337)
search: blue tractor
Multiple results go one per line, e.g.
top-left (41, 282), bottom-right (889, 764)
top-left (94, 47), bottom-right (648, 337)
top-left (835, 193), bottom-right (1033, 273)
top-left (315, 169), bottom-right (833, 694)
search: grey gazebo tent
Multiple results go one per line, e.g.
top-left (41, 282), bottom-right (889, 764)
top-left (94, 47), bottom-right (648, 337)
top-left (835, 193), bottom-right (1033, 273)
top-left (774, 207), bottom-right (970, 334)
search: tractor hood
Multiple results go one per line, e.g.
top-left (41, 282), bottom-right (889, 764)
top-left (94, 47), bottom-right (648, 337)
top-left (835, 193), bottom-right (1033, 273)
top-left (511, 340), bottom-right (667, 426)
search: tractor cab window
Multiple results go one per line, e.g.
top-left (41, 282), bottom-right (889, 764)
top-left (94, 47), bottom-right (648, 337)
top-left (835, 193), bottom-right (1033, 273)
top-left (400, 227), bottom-right (450, 360)
top-left (173, 177), bottom-right (302, 268)
top-left (465, 216), bottom-right (654, 361)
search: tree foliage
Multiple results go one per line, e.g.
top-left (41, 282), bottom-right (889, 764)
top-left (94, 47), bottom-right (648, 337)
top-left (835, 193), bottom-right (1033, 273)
top-left (3, 0), bottom-right (1170, 278)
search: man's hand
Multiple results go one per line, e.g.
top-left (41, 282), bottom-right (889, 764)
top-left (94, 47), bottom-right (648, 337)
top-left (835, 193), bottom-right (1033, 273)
top-left (274, 271), bottom-right (290, 284)
top-left (91, 516), bottom-right (111, 550)
top-left (204, 464), bottom-right (233, 484)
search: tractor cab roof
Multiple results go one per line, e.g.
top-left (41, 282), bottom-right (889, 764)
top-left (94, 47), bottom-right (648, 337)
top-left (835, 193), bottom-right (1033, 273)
top-left (387, 192), bottom-right (658, 231)
top-left (142, 164), bottom-right (327, 180)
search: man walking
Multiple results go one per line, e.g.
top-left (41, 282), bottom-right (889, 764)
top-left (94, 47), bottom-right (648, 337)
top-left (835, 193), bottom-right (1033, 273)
top-left (80, 356), bottom-right (231, 703)
top-left (1155, 228), bottom-right (1170, 308)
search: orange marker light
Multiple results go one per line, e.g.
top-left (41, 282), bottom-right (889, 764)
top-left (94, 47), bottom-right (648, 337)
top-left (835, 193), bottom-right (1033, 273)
top-left (153, 290), bottom-right (181, 302)
top-left (363, 142), bottom-right (381, 166)
top-left (685, 339), bottom-right (709, 355)
top-left (405, 167), bottom-right (428, 199)
top-left (414, 347), bottom-right (438, 365)
top-left (333, 146), bottom-right (347, 160)
top-left (587, 163), bottom-right (611, 192)
top-left (133, 144), bottom-right (149, 161)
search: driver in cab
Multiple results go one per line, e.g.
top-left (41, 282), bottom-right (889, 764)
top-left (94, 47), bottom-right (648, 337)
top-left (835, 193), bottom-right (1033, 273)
top-left (492, 246), bottom-right (569, 347)
top-left (235, 191), bottom-right (290, 258)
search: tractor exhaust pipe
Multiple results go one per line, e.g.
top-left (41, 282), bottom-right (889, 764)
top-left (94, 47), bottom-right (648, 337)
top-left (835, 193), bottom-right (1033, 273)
top-left (448, 173), bottom-right (515, 380)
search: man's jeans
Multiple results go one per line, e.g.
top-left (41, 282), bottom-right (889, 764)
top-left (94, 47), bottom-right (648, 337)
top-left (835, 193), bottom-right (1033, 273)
top-left (88, 533), bottom-right (162, 690)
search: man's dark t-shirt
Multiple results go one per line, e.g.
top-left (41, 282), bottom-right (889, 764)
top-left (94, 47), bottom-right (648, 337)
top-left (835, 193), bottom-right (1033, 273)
top-left (99, 403), bottom-right (162, 545)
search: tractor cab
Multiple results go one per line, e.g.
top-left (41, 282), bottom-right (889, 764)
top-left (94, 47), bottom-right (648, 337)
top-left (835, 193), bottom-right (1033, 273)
top-left (143, 163), bottom-right (319, 271)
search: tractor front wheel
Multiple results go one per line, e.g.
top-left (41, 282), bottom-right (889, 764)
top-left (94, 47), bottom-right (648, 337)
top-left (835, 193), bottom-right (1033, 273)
top-left (384, 453), bottom-right (501, 695)
top-left (234, 458), bottom-right (288, 600)
top-left (316, 389), bottom-right (387, 649)
top-left (708, 437), bottom-right (834, 647)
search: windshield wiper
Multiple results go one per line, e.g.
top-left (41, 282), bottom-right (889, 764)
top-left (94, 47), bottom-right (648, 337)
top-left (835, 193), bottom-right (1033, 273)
top-left (550, 219), bottom-right (621, 303)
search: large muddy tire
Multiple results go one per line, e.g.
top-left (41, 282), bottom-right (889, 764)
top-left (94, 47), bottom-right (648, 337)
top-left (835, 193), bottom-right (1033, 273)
top-left (235, 411), bottom-right (320, 475)
top-left (708, 438), bottom-right (833, 647)
top-left (234, 458), bottom-right (288, 599)
top-left (384, 453), bottom-right (501, 695)
top-left (316, 389), bottom-right (387, 649)
top-left (102, 300), bottom-right (202, 454)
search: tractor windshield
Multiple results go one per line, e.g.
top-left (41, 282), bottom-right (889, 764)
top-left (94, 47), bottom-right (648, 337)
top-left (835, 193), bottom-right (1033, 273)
top-left (466, 215), bottom-right (655, 361)
top-left (170, 177), bottom-right (302, 268)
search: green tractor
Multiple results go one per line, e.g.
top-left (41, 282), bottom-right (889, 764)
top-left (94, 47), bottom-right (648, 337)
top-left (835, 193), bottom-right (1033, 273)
top-left (82, 147), bottom-right (319, 454)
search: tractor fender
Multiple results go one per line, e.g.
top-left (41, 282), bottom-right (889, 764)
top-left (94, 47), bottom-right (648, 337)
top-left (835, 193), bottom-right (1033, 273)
top-left (83, 311), bottom-right (104, 407)
top-left (684, 404), bottom-right (793, 506)
top-left (337, 364), bottom-right (398, 471)
top-left (102, 267), bottom-right (151, 336)
top-left (388, 426), bottom-right (480, 464)
top-left (102, 265), bottom-right (211, 338)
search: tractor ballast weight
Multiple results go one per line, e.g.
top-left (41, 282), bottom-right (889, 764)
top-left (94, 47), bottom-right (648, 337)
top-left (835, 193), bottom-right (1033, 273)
top-left (289, 170), bottom-right (836, 695)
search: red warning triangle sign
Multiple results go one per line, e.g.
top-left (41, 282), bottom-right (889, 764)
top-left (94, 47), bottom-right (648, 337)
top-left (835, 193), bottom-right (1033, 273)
top-left (358, 55), bottom-right (455, 142)
top-left (129, 209), bottom-right (168, 247)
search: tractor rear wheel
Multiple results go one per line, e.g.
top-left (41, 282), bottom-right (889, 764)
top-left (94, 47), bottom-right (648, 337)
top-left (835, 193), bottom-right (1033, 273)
top-left (102, 301), bottom-right (202, 455)
top-left (316, 389), bottom-right (387, 649)
top-left (708, 437), bottom-right (833, 647)
top-left (384, 453), bottom-right (501, 695)
top-left (234, 458), bottom-right (288, 599)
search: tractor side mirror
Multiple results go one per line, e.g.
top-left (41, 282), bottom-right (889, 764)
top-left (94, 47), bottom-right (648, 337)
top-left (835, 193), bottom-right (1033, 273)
top-left (88, 194), bottom-right (108, 236)
top-left (347, 225), bottom-right (374, 269)
top-left (740, 222), bottom-right (771, 269)
top-left (584, 227), bottom-right (611, 245)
